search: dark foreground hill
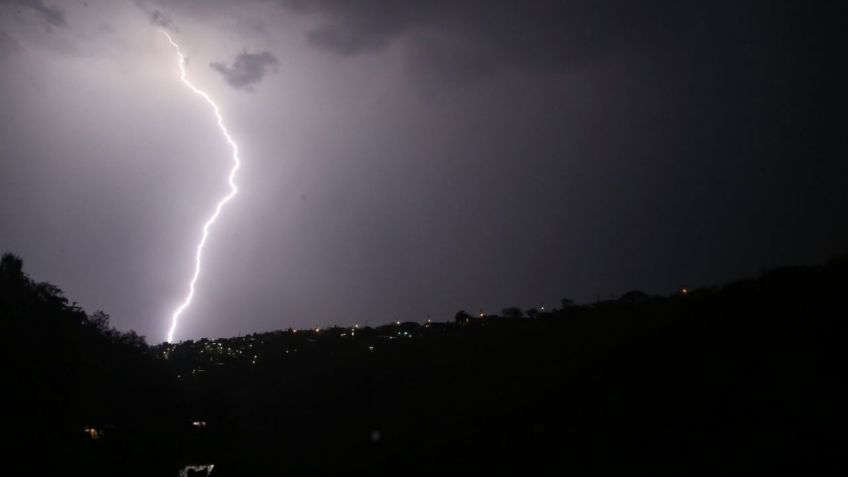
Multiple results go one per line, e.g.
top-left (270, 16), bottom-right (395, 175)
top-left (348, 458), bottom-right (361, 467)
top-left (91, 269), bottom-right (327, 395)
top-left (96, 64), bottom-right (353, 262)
top-left (2, 252), bottom-right (846, 475)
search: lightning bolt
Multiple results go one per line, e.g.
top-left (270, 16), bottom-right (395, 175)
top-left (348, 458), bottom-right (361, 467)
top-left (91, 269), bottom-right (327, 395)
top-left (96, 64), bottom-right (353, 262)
top-left (162, 30), bottom-right (240, 343)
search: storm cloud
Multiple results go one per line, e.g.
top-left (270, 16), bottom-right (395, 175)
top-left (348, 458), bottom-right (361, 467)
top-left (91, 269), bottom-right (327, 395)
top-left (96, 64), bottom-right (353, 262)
top-left (147, 9), bottom-right (176, 30)
top-left (0, 0), bottom-right (65, 27)
top-left (271, 0), bottom-right (690, 83)
top-left (210, 50), bottom-right (278, 90)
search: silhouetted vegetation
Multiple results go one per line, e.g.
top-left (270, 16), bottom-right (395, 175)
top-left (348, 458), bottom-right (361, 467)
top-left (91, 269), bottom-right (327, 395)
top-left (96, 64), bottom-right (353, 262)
top-left (1, 253), bottom-right (185, 476)
top-left (3, 252), bottom-right (846, 475)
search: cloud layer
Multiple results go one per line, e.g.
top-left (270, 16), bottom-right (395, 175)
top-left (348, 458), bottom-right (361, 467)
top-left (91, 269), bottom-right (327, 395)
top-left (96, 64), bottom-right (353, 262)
top-left (277, 0), bottom-right (676, 79)
top-left (1, 0), bottom-right (66, 27)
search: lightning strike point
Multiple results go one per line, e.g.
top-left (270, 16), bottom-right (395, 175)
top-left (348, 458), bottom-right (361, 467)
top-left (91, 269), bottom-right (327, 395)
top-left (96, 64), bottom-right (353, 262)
top-left (161, 30), bottom-right (241, 343)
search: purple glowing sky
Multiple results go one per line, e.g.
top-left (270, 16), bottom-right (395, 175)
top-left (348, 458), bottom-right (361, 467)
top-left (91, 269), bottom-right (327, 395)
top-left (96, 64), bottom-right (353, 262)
top-left (0, 1), bottom-right (845, 342)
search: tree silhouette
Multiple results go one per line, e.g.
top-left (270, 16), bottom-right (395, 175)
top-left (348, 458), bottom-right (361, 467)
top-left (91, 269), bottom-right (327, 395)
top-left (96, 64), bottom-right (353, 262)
top-left (454, 309), bottom-right (471, 324)
top-left (1, 252), bottom-right (185, 476)
top-left (1, 252), bottom-right (24, 277)
top-left (501, 306), bottom-right (523, 319)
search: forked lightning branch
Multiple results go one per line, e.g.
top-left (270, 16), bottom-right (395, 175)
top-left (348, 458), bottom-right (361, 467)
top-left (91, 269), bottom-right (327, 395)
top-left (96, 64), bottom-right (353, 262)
top-left (161, 31), bottom-right (241, 343)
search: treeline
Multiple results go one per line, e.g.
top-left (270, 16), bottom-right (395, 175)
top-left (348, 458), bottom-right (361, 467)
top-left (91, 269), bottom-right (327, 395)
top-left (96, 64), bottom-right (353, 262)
top-left (2, 252), bottom-right (847, 475)
top-left (0, 254), bottom-right (185, 476)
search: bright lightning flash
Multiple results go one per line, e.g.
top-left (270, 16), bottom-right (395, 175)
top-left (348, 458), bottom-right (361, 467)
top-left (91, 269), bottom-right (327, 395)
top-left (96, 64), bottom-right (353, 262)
top-left (162, 30), bottom-right (241, 343)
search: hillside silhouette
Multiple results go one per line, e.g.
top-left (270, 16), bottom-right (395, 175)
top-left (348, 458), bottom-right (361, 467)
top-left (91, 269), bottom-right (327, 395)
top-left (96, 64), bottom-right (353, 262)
top-left (2, 252), bottom-right (845, 475)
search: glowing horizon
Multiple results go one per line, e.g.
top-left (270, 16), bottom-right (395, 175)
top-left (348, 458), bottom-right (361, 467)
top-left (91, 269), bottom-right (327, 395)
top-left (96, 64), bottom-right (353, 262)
top-left (161, 30), bottom-right (241, 343)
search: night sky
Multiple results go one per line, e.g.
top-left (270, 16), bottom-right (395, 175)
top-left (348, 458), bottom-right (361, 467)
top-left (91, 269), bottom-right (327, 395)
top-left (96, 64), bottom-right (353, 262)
top-left (0, 1), bottom-right (845, 342)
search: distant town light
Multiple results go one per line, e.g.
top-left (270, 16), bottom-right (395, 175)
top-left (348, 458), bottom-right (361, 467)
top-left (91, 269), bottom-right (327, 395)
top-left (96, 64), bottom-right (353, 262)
top-left (681, 288), bottom-right (689, 295)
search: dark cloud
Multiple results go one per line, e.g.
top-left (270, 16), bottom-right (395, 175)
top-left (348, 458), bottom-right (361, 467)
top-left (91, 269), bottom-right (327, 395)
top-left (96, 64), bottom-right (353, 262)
top-left (0, 0), bottom-right (66, 27)
top-left (210, 50), bottom-right (278, 90)
top-left (277, 1), bottom-right (677, 76)
top-left (273, 1), bottom-right (845, 95)
top-left (147, 9), bottom-right (176, 30)
top-left (133, 0), bottom-right (178, 30)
